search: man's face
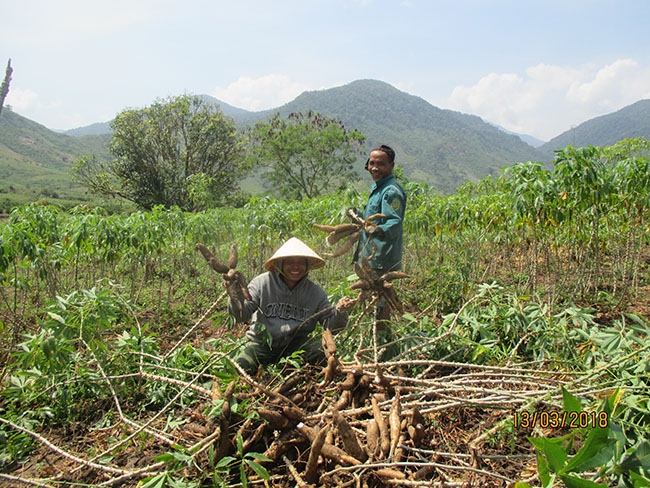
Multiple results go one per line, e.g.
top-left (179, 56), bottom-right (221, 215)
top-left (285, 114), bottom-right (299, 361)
top-left (366, 150), bottom-right (394, 182)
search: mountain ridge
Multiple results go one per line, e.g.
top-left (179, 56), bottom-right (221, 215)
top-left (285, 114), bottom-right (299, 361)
top-left (536, 99), bottom-right (650, 160)
top-left (209, 79), bottom-right (543, 190)
top-left (2, 79), bottom-right (649, 209)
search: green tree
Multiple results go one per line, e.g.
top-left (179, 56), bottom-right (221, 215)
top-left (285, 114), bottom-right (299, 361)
top-left (73, 94), bottom-right (249, 211)
top-left (249, 111), bottom-right (365, 200)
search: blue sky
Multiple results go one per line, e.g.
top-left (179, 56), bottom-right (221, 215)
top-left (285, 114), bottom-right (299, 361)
top-left (2, 0), bottom-right (649, 140)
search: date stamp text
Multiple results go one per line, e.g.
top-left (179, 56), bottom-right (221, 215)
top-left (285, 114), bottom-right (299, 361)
top-left (513, 410), bottom-right (609, 429)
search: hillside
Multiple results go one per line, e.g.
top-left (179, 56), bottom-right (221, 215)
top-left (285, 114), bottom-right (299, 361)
top-left (0, 109), bottom-right (110, 210)
top-left (537, 99), bottom-right (650, 160)
top-left (2, 80), bottom-right (650, 208)
top-left (212, 80), bottom-right (543, 191)
top-left (65, 81), bottom-right (546, 191)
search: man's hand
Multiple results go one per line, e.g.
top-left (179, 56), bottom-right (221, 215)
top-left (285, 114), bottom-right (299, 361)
top-left (365, 222), bottom-right (384, 237)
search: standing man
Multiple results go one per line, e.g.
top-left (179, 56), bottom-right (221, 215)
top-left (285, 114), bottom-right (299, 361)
top-left (353, 144), bottom-right (406, 354)
top-left (354, 144), bottom-right (406, 274)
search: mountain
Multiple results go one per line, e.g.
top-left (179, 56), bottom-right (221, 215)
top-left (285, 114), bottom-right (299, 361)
top-left (536, 99), bottom-right (650, 160)
top-left (65, 121), bottom-right (112, 136)
top-left (518, 133), bottom-right (546, 148)
top-left (0, 109), bottom-right (110, 210)
top-left (2, 80), bottom-right (650, 209)
top-left (62, 96), bottom-right (252, 136)
top-left (209, 80), bottom-right (543, 191)
top-left (491, 123), bottom-right (546, 148)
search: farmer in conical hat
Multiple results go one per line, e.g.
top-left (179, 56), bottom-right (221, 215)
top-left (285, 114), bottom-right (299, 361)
top-left (229, 237), bottom-right (348, 373)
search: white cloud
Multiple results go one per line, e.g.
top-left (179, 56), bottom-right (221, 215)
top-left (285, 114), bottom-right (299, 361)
top-left (4, 88), bottom-right (93, 129)
top-left (5, 87), bottom-right (41, 111)
top-left (211, 75), bottom-right (312, 111)
top-left (441, 59), bottom-right (650, 141)
top-left (567, 59), bottom-right (650, 109)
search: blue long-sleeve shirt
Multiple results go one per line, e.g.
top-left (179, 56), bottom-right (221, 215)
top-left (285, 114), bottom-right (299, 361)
top-left (355, 174), bottom-right (406, 272)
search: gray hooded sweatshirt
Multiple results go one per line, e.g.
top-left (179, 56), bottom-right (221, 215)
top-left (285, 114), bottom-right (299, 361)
top-left (228, 271), bottom-right (347, 350)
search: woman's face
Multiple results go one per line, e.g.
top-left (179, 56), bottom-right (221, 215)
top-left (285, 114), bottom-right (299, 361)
top-left (281, 257), bottom-right (308, 289)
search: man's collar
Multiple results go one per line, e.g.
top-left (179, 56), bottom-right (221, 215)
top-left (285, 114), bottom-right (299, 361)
top-left (371, 173), bottom-right (395, 190)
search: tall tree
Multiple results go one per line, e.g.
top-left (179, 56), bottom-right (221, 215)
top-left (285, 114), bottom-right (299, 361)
top-left (249, 111), bottom-right (365, 200)
top-left (73, 95), bottom-right (249, 210)
top-left (0, 59), bottom-right (12, 116)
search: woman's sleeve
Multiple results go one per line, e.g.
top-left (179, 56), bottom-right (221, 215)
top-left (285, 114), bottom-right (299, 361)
top-left (315, 287), bottom-right (348, 333)
top-left (228, 274), bottom-right (261, 323)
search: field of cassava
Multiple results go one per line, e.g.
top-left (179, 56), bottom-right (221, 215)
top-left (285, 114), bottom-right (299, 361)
top-left (1, 141), bottom-right (650, 487)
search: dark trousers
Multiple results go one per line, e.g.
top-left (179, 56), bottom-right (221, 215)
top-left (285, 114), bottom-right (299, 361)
top-left (235, 334), bottom-right (325, 373)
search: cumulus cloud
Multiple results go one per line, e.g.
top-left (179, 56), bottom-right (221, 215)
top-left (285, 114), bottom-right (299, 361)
top-left (4, 88), bottom-right (89, 129)
top-left (5, 87), bottom-right (41, 111)
top-left (567, 59), bottom-right (649, 109)
top-left (441, 59), bottom-right (650, 141)
top-left (211, 75), bottom-right (312, 111)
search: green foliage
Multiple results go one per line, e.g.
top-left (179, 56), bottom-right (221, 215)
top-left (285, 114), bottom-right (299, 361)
top-left (4, 285), bottom-right (139, 420)
top-left (248, 111), bottom-right (365, 199)
top-left (1, 138), bottom-right (650, 485)
top-left (449, 283), bottom-right (575, 363)
top-left (205, 433), bottom-right (272, 488)
top-left (73, 94), bottom-right (249, 211)
top-left (518, 389), bottom-right (650, 488)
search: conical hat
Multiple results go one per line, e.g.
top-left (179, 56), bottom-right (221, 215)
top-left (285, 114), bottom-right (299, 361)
top-left (264, 237), bottom-right (326, 271)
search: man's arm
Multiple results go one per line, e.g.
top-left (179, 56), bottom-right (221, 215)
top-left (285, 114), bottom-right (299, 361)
top-left (377, 187), bottom-right (405, 241)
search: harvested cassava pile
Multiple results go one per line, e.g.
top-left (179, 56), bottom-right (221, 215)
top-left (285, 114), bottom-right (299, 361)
top-left (3, 312), bottom-right (587, 488)
top-left (205, 331), bottom-right (571, 487)
top-left (2, 245), bottom-right (596, 487)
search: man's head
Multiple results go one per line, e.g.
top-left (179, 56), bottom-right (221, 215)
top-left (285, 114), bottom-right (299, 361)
top-left (365, 144), bottom-right (396, 182)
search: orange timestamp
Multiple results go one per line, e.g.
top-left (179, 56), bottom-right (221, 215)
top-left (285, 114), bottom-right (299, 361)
top-left (513, 410), bottom-right (609, 429)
